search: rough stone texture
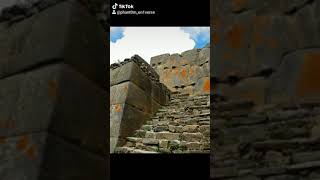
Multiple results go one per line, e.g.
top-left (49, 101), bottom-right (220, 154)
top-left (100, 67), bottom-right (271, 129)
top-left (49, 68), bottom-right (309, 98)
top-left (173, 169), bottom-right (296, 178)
top-left (150, 46), bottom-right (210, 95)
top-left (212, 0), bottom-right (320, 179)
top-left (112, 46), bottom-right (211, 154)
top-left (115, 92), bottom-right (210, 153)
top-left (0, 0), bottom-right (107, 89)
top-left (110, 56), bottom-right (170, 153)
top-left (0, 132), bottom-right (47, 180)
top-left (0, 0), bottom-right (108, 179)
top-left (0, 0), bottom-right (108, 31)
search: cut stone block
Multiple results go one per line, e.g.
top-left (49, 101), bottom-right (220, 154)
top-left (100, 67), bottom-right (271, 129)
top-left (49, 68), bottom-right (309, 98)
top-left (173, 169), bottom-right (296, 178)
top-left (39, 134), bottom-right (108, 180)
top-left (0, 63), bottom-right (107, 155)
top-left (0, 0), bottom-right (107, 89)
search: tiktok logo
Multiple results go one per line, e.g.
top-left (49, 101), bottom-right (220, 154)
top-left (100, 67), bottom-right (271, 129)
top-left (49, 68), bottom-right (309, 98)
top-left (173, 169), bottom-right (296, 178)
top-left (112, 3), bottom-right (118, 14)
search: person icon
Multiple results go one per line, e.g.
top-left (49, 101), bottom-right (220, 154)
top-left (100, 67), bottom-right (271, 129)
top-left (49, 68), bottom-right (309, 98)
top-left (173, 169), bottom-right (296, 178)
top-left (112, 10), bottom-right (116, 15)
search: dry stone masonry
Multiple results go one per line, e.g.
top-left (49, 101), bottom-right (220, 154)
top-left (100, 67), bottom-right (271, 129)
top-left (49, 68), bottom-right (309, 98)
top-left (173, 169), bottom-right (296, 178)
top-left (110, 55), bottom-right (171, 153)
top-left (212, 0), bottom-right (320, 179)
top-left (111, 46), bottom-right (210, 153)
top-left (151, 44), bottom-right (210, 96)
top-left (0, 0), bottom-right (108, 179)
top-left (115, 92), bottom-right (210, 153)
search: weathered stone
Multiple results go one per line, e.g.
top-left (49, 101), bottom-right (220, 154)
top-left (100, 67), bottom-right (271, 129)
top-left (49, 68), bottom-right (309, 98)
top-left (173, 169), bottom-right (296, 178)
top-left (142, 138), bottom-right (159, 145)
top-left (159, 140), bottom-right (169, 149)
top-left (126, 137), bottom-right (142, 143)
top-left (268, 49), bottom-right (320, 104)
top-left (141, 125), bottom-right (152, 131)
top-left (264, 151), bottom-right (290, 166)
top-left (134, 130), bottom-right (146, 138)
top-left (181, 132), bottom-right (203, 142)
top-left (0, 0), bottom-right (107, 88)
top-left (145, 131), bottom-right (156, 139)
top-left (182, 125), bottom-right (199, 133)
top-left (293, 151), bottom-right (320, 164)
top-left (154, 125), bottom-right (169, 132)
top-left (155, 132), bottom-right (180, 141)
top-left (40, 134), bottom-right (107, 179)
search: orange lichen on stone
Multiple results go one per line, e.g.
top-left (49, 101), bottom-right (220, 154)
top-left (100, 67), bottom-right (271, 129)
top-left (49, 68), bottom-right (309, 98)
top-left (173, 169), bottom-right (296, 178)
top-left (115, 104), bottom-right (122, 113)
top-left (212, 32), bottom-right (219, 44)
top-left (252, 16), bottom-right (268, 45)
top-left (296, 52), bottom-right (320, 97)
top-left (203, 79), bottom-right (211, 92)
top-left (5, 119), bottom-right (16, 129)
top-left (232, 0), bottom-right (247, 11)
top-left (0, 119), bottom-right (16, 129)
top-left (0, 137), bottom-right (7, 144)
top-left (226, 24), bottom-right (245, 49)
top-left (267, 38), bottom-right (278, 49)
top-left (212, 16), bottom-right (221, 27)
top-left (189, 67), bottom-right (194, 76)
top-left (253, 16), bottom-right (268, 28)
top-left (26, 144), bottom-right (37, 160)
top-left (181, 68), bottom-right (187, 78)
top-left (123, 85), bottom-right (128, 92)
top-left (16, 135), bottom-right (29, 151)
top-left (175, 69), bottom-right (179, 76)
top-left (48, 79), bottom-right (58, 98)
top-left (223, 52), bottom-right (234, 60)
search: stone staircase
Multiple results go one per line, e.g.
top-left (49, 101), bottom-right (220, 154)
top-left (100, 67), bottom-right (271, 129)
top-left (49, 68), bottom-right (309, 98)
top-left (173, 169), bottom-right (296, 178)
top-left (114, 92), bottom-right (210, 153)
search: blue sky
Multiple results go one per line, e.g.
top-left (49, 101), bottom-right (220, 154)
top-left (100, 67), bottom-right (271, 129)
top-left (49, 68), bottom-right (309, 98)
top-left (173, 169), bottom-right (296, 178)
top-left (181, 27), bottom-right (210, 48)
top-left (110, 27), bottom-right (125, 43)
top-left (110, 27), bottom-right (210, 64)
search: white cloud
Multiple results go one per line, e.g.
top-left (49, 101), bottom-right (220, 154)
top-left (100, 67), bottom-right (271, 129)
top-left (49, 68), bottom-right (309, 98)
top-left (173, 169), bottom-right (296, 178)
top-left (181, 27), bottom-right (210, 48)
top-left (110, 27), bottom-right (195, 64)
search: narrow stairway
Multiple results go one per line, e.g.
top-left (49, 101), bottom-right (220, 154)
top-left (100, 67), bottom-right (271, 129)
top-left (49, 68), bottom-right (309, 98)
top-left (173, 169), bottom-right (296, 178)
top-left (114, 92), bottom-right (210, 153)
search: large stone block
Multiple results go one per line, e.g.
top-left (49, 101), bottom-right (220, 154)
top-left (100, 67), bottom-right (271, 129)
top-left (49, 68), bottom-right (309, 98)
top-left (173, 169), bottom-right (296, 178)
top-left (0, 64), bottom-right (61, 137)
top-left (194, 77), bottom-right (211, 95)
top-left (0, 132), bottom-right (47, 180)
top-left (110, 62), bottom-right (152, 93)
top-left (248, 15), bottom-right (291, 75)
top-left (110, 103), bottom-right (125, 152)
top-left (212, 12), bottom-right (252, 80)
top-left (49, 64), bottom-right (108, 155)
top-left (39, 134), bottom-right (108, 180)
top-left (267, 49), bottom-right (320, 104)
top-left (0, 0), bottom-right (107, 88)
top-left (111, 81), bottom-right (161, 113)
top-left (126, 82), bottom-right (152, 113)
top-left (0, 63), bottom-right (108, 155)
top-left (110, 82), bottom-right (129, 105)
top-left (181, 49), bottom-right (200, 65)
top-left (216, 77), bottom-right (267, 105)
top-left (111, 104), bottom-right (151, 151)
top-left (150, 53), bottom-right (170, 67)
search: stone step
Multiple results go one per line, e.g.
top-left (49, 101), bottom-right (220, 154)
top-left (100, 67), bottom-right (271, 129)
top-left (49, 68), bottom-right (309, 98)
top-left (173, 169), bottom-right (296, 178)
top-left (122, 138), bottom-right (210, 153)
top-left (114, 147), bottom-right (159, 154)
top-left (116, 92), bottom-right (210, 153)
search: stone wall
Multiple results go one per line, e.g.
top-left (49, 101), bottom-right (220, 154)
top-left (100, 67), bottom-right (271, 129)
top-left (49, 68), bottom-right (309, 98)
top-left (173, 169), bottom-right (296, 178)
top-left (110, 55), bottom-right (170, 153)
top-left (0, 0), bottom-right (108, 179)
top-left (0, 0), bottom-right (108, 31)
top-left (212, 0), bottom-right (320, 179)
top-left (150, 45), bottom-right (210, 96)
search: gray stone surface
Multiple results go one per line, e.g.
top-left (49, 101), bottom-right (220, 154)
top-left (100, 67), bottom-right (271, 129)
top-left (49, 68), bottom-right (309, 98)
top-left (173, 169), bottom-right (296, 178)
top-left (211, 0), bottom-right (320, 179)
top-left (150, 46), bottom-right (210, 95)
top-left (0, 0), bottom-right (107, 89)
top-left (115, 93), bottom-right (210, 153)
top-left (0, 63), bottom-right (107, 155)
top-left (110, 56), bottom-right (170, 153)
top-left (40, 134), bottom-right (108, 180)
top-left (0, 132), bottom-right (46, 180)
